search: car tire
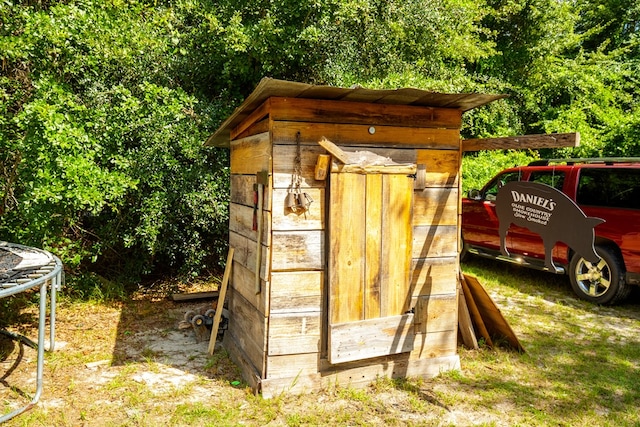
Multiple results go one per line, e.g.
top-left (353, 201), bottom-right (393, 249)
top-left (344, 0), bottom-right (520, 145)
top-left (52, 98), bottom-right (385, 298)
top-left (460, 241), bottom-right (469, 262)
top-left (569, 246), bottom-right (630, 305)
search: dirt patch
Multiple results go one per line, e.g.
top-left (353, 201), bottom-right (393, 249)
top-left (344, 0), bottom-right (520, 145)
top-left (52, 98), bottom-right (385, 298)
top-left (1, 291), bottom-right (248, 425)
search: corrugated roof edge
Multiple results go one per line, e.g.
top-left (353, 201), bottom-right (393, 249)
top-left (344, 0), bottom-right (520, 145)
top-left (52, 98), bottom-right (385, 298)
top-left (205, 77), bottom-right (507, 147)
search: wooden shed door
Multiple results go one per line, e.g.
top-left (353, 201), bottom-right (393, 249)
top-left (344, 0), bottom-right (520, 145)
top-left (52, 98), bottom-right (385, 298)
top-left (328, 170), bottom-right (415, 364)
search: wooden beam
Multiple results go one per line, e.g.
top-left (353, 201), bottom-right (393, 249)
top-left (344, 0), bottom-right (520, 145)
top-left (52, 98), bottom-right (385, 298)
top-left (208, 247), bottom-right (234, 355)
top-left (462, 132), bottom-right (580, 152)
top-left (171, 291), bottom-right (219, 302)
top-left (268, 97), bottom-right (463, 129)
top-left (462, 273), bottom-right (525, 353)
top-left (318, 137), bottom-right (351, 164)
top-left (230, 98), bottom-right (271, 141)
top-left (331, 163), bottom-right (417, 175)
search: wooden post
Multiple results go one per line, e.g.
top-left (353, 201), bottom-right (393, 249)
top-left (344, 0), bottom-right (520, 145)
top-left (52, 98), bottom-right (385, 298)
top-left (414, 164), bottom-right (426, 190)
top-left (208, 247), bottom-right (234, 355)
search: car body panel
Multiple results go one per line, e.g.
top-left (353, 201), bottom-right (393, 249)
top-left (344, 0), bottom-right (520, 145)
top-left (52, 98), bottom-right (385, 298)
top-left (462, 160), bottom-right (640, 288)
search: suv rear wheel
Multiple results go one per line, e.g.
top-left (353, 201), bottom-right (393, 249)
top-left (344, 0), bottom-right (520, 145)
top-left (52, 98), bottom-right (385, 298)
top-left (569, 246), bottom-right (629, 305)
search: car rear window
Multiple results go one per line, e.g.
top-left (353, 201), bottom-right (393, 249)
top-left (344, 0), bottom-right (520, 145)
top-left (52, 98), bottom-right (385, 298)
top-left (576, 168), bottom-right (640, 209)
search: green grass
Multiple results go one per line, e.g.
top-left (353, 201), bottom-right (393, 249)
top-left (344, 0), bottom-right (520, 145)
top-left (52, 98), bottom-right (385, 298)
top-left (457, 257), bottom-right (640, 426)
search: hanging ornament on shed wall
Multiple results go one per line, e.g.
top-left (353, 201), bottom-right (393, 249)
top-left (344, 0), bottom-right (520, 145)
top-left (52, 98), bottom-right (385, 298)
top-left (285, 132), bottom-right (313, 215)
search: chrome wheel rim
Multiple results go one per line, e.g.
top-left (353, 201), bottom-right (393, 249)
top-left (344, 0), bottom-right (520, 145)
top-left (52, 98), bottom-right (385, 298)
top-left (574, 257), bottom-right (611, 298)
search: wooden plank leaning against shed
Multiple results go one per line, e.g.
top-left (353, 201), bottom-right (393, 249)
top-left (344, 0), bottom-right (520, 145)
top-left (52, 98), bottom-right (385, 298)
top-left (208, 247), bottom-right (234, 355)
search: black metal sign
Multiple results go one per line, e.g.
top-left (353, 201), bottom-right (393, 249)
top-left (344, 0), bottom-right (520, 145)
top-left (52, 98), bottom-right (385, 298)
top-left (495, 181), bottom-right (604, 271)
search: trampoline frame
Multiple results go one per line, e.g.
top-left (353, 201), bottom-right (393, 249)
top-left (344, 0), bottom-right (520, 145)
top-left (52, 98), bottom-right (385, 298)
top-left (1, 242), bottom-right (63, 423)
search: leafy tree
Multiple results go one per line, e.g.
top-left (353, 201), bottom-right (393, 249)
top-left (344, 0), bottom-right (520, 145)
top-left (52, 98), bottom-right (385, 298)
top-left (461, 150), bottom-right (538, 192)
top-left (2, 0), bottom-right (639, 289)
top-left (470, 0), bottom-right (640, 161)
top-left (310, 0), bottom-right (495, 90)
top-left (0, 1), bottom-right (229, 284)
top-left (575, 0), bottom-right (640, 57)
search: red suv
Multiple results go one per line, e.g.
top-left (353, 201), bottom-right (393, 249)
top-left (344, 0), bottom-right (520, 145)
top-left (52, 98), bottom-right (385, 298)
top-left (462, 158), bottom-right (640, 304)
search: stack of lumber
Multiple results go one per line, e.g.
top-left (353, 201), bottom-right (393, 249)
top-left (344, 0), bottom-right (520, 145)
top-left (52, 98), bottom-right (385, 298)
top-left (457, 273), bottom-right (525, 353)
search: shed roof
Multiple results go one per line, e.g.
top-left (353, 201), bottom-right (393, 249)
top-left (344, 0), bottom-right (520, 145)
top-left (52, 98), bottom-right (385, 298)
top-left (205, 78), bottom-right (507, 147)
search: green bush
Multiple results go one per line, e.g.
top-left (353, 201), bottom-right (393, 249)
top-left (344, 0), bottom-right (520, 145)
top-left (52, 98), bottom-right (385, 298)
top-left (0, 1), bottom-right (230, 284)
top-left (1, 0), bottom-right (638, 290)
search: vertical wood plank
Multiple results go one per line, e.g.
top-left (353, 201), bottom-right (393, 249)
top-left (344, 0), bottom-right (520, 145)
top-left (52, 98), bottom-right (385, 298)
top-left (381, 174), bottom-right (414, 316)
top-left (329, 173), bottom-right (366, 324)
top-left (365, 174), bottom-right (382, 319)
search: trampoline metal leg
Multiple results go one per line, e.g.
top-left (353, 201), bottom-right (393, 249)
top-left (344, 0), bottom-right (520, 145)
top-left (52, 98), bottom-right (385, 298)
top-left (0, 280), bottom-right (51, 423)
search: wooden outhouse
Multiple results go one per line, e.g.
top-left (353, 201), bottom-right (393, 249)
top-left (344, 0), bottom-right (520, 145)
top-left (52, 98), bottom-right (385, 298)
top-left (205, 78), bottom-right (507, 397)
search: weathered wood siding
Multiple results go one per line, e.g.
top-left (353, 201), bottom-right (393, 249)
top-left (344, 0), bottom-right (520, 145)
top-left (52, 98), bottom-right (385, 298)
top-left (262, 131), bottom-right (327, 381)
top-left (409, 141), bottom-right (461, 366)
top-left (226, 129), bottom-right (272, 379)
top-left (224, 97), bottom-right (463, 395)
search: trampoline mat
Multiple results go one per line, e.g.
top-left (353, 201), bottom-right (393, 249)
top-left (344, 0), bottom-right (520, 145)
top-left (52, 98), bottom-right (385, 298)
top-left (1, 244), bottom-right (53, 285)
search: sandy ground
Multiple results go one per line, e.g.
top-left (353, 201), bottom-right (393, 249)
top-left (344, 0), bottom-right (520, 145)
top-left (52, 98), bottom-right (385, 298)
top-left (1, 293), bottom-right (250, 425)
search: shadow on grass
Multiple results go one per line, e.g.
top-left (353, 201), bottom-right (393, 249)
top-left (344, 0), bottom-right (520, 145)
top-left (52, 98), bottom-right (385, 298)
top-left (444, 336), bottom-right (640, 423)
top-left (462, 256), bottom-right (640, 313)
top-left (453, 256), bottom-right (640, 423)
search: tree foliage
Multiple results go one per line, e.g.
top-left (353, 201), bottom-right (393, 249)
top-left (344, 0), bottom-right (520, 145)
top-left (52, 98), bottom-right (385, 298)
top-left (1, 0), bottom-right (639, 287)
top-left (0, 0), bottom-right (230, 282)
